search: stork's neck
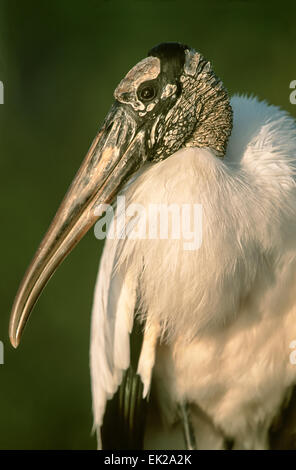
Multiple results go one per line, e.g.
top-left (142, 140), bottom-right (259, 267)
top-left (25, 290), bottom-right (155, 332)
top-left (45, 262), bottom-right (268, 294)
top-left (183, 55), bottom-right (233, 158)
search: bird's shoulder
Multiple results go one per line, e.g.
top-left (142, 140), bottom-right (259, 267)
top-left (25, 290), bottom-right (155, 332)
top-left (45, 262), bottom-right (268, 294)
top-left (226, 95), bottom-right (296, 177)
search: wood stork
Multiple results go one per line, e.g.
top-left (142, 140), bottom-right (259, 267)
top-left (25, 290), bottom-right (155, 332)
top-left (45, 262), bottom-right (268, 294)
top-left (9, 42), bottom-right (296, 450)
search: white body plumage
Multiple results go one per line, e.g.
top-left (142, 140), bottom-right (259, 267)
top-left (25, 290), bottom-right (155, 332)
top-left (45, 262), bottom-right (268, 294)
top-left (91, 94), bottom-right (296, 449)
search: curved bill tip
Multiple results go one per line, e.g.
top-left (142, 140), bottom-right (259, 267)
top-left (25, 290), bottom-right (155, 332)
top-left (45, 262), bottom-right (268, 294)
top-left (10, 333), bottom-right (20, 349)
top-left (9, 295), bottom-right (27, 348)
top-left (9, 103), bottom-right (145, 348)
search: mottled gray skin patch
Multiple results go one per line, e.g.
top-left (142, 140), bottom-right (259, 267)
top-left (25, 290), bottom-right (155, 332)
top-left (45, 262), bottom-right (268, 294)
top-left (152, 49), bottom-right (233, 160)
top-left (183, 52), bottom-right (233, 158)
top-left (161, 83), bottom-right (177, 100)
top-left (184, 49), bottom-right (200, 76)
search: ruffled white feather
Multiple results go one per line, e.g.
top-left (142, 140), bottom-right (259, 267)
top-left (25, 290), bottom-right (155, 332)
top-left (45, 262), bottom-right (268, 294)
top-left (90, 95), bottom-right (296, 448)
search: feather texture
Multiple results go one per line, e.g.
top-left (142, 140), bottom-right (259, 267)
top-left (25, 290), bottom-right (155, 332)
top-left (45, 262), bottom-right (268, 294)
top-left (90, 95), bottom-right (296, 449)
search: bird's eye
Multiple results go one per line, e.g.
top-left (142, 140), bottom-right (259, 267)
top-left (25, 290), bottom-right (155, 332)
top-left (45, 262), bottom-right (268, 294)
top-left (139, 85), bottom-right (156, 102)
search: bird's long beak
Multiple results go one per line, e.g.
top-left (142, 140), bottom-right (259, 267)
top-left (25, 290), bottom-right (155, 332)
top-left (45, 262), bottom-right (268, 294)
top-left (9, 104), bottom-right (146, 348)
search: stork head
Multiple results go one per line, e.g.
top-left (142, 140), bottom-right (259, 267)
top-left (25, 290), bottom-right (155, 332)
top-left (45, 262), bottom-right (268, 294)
top-left (9, 43), bottom-right (232, 347)
top-left (114, 42), bottom-right (232, 160)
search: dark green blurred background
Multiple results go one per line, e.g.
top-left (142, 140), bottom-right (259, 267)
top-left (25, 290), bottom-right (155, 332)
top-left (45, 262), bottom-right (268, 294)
top-left (0, 0), bottom-right (295, 449)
